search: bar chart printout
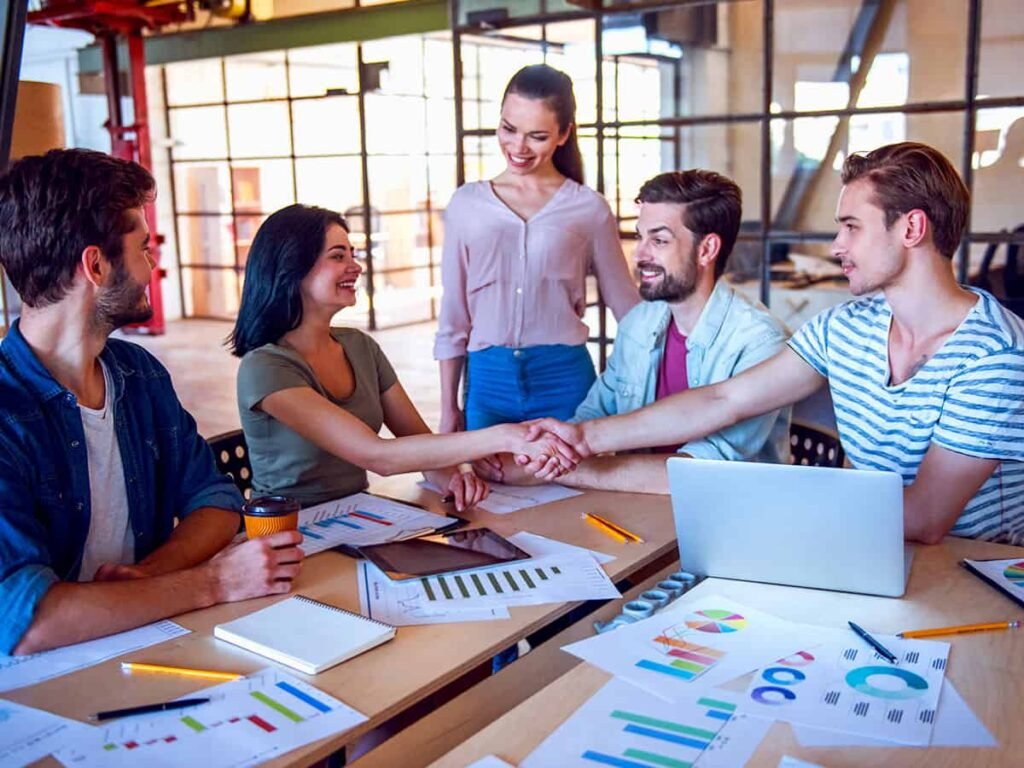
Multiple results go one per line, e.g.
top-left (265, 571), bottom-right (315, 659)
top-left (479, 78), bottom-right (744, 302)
top-left (521, 679), bottom-right (764, 768)
top-left (295, 492), bottom-right (461, 554)
top-left (54, 668), bottom-right (366, 767)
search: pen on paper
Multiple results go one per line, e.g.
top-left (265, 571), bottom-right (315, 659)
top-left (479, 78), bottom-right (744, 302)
top-left (92, 697), bottom-right (211, 722)
top-left (848, 620), bottom-right (898, 664)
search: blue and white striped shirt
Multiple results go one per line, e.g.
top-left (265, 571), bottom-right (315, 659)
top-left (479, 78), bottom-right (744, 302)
top-left (789, 288), bottom-right (1024, 545)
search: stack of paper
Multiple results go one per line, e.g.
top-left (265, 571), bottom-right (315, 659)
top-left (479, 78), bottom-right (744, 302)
top-left (520, 596), bottom-right (995, 766)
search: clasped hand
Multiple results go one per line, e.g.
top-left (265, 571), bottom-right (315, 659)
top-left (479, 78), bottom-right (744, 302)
top-left (505, 418), bottom-right (591, 480)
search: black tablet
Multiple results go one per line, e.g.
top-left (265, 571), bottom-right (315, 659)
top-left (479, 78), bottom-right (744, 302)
top-left (357, 528), bottom-right (531, 581)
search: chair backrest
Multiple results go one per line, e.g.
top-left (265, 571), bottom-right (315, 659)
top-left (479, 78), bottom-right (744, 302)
top-left (207, 429), bottom-right (254, 499)
top-left (789, 421), bottom-right (845, 468)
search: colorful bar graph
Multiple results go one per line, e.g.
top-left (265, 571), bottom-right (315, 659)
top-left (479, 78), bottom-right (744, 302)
top-left (623, 748), bottom-right (691, 768)
top-left (349, 511), bottom-right (392, 526)
top-left (697, 697), bottom-right (736, 722)
top-left (622, 724), bottom-right (710, 750)
top-left (276, 681), bottom-right (332, 713)
top-left (582, 751), bottom-right (661, 768)
top-left (636, 659), bottom-right (696, 680)
top-left (247, 714), bottom-right (276, 733)
top-left (610, 710), bottom-right (717, 742)
top-left (251, 691), bottom-right (304, 723)
top-left (298, 526), bottom-right (324, 540)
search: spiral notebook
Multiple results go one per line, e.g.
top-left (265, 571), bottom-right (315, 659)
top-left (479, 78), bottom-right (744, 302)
top-left (214, 595), bottom-right (396, 675)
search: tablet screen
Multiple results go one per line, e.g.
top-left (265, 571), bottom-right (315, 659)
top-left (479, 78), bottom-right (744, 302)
top-left (357, 528), bottom-right (531, 581)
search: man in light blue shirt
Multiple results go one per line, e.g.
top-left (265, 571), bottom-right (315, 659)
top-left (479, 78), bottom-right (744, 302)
top-left (485, 170), bottom-right (790, 493)
top-left (525, 143), bottom-right (1024, 545)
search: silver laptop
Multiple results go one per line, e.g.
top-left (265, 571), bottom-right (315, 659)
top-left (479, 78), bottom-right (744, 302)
top-left (667, 457), bottom-right (912, 597)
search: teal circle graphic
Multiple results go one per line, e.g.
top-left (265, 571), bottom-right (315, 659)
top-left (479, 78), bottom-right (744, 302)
top-left (845, 666), bottom-right (929, 700)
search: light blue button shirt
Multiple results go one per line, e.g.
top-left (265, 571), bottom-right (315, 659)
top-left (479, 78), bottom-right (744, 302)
top-left (573, 281), bottom-right (791, 463)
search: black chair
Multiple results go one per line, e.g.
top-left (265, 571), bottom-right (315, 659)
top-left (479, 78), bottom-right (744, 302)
top-left (207, 429), bottom-right (254, 499)
top-left (789, 421), bottom-right (845, 468)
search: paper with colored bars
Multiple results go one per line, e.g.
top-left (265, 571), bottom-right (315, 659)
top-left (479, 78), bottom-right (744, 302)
top-left (563, 596), bottom-right (807, 702)
top-left (520, 678), bottom-right (771, 768)
top-left (0, 620), bottom-right (189, 693)
top-left (54, 667), bottom-right (366, 767)
top-left (742, 627), bottom-right (950, 746)
top-left (358, 560), bottom-right (511, 625)
top-left (0, 698), bottom-right (93, 766)
top-left (295, 492), bottom-right (461, 555)
top-left (359, 554), bottom-right (619, 626)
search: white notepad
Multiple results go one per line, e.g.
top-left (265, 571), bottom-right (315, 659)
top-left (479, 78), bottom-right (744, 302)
top-left (214, 595), bottom-right (396, 675)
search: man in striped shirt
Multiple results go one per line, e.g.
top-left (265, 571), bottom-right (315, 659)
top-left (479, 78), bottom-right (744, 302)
top-left (526, 142), bottom-right (1024, 546)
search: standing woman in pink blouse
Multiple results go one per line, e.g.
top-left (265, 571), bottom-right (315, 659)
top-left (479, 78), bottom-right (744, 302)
top-left (434, 64), bottom-right (640, 435)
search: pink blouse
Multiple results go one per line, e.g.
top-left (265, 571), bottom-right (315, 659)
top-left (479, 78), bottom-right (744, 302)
top-left (433, 179), bottom-right (640, 360)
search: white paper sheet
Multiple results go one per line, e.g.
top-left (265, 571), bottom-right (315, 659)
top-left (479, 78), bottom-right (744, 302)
top-left (475, 483), bottom-right (583, 514)
top-left (793, 680), bottom-right (996, 748)
top-left (0, 620), bottom-right (189, 693)
top-left (467, 756), bottom-right (517, 768)
top-left (778, 757), bottom-right (824, 768)
top-left (295, 492), bottom-right (461, 555)
top-left (357, 561), bottom-right (511, 626)
top-left (696, 712), bottom-right (775, 767)
top-left (521, 678), bottom-right (744, 767)
top-left (742, 628), bottom-right (950, 746)
top-left (563, 596), bottom-right (807, 701)
top-left (359, 553), bottom-right (618, 626)
top-left (54, 667), bottom-right (366, 768)
top-left (0, 699), bottom-right (93, 767)
top-left (507, 531), bottom-right (615, 565)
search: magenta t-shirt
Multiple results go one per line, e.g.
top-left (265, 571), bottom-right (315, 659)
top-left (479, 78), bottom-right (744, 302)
top-left (654, 320), bottom-right (689, 452)
top-left (656, 320), bottom-right (689, 400)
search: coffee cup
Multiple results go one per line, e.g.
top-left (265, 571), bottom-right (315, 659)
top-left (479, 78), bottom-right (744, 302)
top-left (242, 495), bottom-right (300, 539)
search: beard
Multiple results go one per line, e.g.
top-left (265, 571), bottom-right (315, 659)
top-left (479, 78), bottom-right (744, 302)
top-left (638, 243), bottom-right (698, 303)
top-left (94, 262), bottom-right (153, 331)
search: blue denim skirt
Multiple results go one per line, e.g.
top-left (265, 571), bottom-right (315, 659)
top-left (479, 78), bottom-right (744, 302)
top-left (464, 344), bottom-right (596, 429)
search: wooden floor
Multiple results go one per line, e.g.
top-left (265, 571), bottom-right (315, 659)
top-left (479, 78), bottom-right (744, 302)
top-left (121, 318), bottom-right (444, 439)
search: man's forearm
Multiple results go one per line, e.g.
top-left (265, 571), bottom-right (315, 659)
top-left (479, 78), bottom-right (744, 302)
top-left (582, 386), bottom-right (736, 455)
top-left (557, 454), bottom-right (671, 494)
top-left (13, 566), bottom-right (219, 655)
top-left (136, 507), bottom-right (239, 576)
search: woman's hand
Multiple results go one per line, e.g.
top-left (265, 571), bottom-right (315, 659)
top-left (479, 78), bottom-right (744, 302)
top-left (426, 465), bottom-right (489, 512)
top-left (501, 423), bottom-right (581, 478)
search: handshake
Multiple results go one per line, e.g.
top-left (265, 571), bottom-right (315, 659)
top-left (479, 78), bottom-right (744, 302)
top-left (493, 418), bottom-right (592, 482)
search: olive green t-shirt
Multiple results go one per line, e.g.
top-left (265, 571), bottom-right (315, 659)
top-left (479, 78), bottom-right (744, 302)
top-left (236, 328), bottom-right (398, 507)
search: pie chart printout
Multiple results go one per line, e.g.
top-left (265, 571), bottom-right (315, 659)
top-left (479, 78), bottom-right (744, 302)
top-left (685, 609), bottom-right (748, 633)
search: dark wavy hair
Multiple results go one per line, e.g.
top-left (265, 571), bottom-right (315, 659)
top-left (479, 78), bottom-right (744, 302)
top-left (0, 148), bottom-right (154, 307)
top-left (636, 170), bottom-right (743, 280)
top-left (503, 64), bottom-right (584, 185)
top-left (229, 204), bottom-right (348, 357)
top-left (841, 142), bottom-right (968, 259)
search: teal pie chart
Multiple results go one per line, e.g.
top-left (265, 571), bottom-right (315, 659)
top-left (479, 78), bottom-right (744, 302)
top-left (845, 666), bottom-right (929, 700)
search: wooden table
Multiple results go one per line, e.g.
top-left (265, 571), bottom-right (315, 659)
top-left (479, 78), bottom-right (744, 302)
top-left (8, 478), bottom-right (678, 767)
top-left (431, 536), bottom-right (1024, 768)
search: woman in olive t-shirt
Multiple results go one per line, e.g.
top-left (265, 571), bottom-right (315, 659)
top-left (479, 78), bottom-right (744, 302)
top-left (229, 204), bottom-right (573, 509)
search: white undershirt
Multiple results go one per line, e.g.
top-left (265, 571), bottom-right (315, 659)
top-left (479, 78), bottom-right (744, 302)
top-left (78, 361), bottom-right (134, 582)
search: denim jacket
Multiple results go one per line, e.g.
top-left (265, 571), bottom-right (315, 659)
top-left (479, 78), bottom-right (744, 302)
top-left (574, 281), bottom-right (791, 463)
top-left (0, 321), bottom-right (242, 654)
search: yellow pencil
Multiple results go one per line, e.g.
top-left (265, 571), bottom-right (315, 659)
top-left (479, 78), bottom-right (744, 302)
top-left (583, 512), bottom-right (629, 544)
top-left (587, 511), bottom-right (645, 543)
top-left (121, 662), bottom-right (243, 682)
top-left (898, 620), bottom-right (1021, 639)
